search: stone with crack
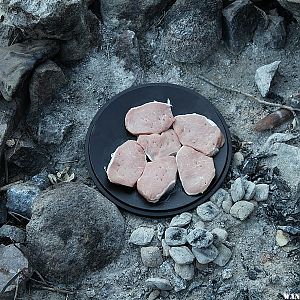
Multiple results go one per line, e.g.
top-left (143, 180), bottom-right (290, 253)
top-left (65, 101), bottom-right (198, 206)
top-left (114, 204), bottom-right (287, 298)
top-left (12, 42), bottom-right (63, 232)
top-left (186, 228), bottom-right (214, 248)
top-left (196, 201), bottom-right (221, 221)
top-left (164, 227), bottom-right (187, 246)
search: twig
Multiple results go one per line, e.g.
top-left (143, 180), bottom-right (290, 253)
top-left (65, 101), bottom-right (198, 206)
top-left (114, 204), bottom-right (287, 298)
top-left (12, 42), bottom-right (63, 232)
top-left (0, 270), bottom-right (23, 294)
top-left (198, 74), bottom-right (300, 113)
top-left (56, 160), bottom-right (79, 164)
top-left (9, 212), bottom-right (30, 221)
top-left (33, 270), bottom-right (49, 285)
top-left (0, 180), bottom-right (23, 192)
top-left (33, 285), bottom-right (75, 295)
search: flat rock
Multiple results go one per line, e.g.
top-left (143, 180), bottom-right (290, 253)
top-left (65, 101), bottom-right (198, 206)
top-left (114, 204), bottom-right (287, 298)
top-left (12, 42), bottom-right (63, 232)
top-left (0, 40), bottom-right (59, 101)
top-left (164, 227), bottom-right (187, 246)
top-left (196, 201), bottom-right (220, 221)
top-left (169, 246), bottom-right (194, 265)
top-left (141, 246), bottom-right (163, 267)
top-left (129, 227), bottom-right (155, 246)
top-left (244, 180), bottom-right (256, 201)
top-left (174, 263), bottom-right (194, 281)
top-left (213, 244), bottom-right (232, 266)
top-left (6, 182), bottom-right (41, 218)
top-left (230, 201), bottom-right (255, 221)
top-left (163, 0), bottom-right (222, 63)
top-left (255, 61), bottom-right (281, 97)
top-left (26, 183), bottom-right (125, 283)
top-left (254, 184), bottom-right (269, 202)
top-left (210, 188), bottom-right (231, 208)
top-left (146, 278), bottom-right (172, 291)
top-left (186, 228), bottom-right (214, 248)
top-left (230, 177), bottom-right (245, 202)
top-left (223, 0), bottom-right (261, 53)
top-left (192, 244), bottom-right (219, 264)
top-left (0, 225), bottom-right (26, 243)
top-left (169, 212), bottom-right (192, 227)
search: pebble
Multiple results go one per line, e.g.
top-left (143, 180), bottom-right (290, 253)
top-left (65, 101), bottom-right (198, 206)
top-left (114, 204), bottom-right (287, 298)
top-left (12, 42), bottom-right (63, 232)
top-left (193, 220), bottom-right (205, 229)
top-left (186, 228), bottom-right (214, 248)
top-left (161, 239), bottom-right (170, 257)
top-left (222, 197), bottom-right (233, 213)
top-left (148, 289), bottom-right (160, 300)
top-left (233, 152), bottom-right (244, 167)
top-left (129, 227), bottom-right (155, 246)
top-left (146, 278), bottom-right (172, 291)
top-left (210, 188), bottom-right (230, 207)
top-left (211, 228), bottom-right (228, 244)
top-left (276, 230), bottom-right (290, 247)
top-left (141, 247), bottom-right (163, 267)
top-left (169, 212), bottom-right (192, 227)
top-left (244, 180), bottom-right (256, 201)
top-left (196, 201), bottom-right (220, 221)
top-left (222, 268), bottom-right (233, 279)
top-left (0, 225), bottom-right (26, 243)
top-left (169, 246), bottom-right (195, 265)
top-left (174, 263), bottom-right (194, 280)
top-left (213, 244), bottom-right (232, 266)
top-left (254, 184), bottom-right (269, 202)
top-left (230, 201), bottom-right (255, 221)
top-left (164, 227), bottom-right (187, 246)
top-left (192, 244), bottom-right (219, 264)
top-left (230, 178), bottom-right (245, 202)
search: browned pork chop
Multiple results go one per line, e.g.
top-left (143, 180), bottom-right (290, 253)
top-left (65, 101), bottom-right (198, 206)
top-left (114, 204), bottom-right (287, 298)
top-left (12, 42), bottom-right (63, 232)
top-left (106, 140), bottom-right (146, 187)
top-left (137, 129), bottom-right (181, 161)
top-left (176, 146), bottom-right (215, 195)
top-left (125, 101), bottom-right (174, 135)
top-left (137, 156), bottom-right (177, 203)
top-left (173, 114), bottom-right (224, 156)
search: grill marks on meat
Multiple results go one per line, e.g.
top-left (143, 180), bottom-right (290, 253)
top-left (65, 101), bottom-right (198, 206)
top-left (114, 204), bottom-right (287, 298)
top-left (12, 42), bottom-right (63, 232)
top-left (176, 146), bottom-right (215, 195)
top-left (106, 140), bottom-right (146, 187)
top-left (137, 156), bottom-right (178, 203)
top-left (173, 114), bottom-right (224, 156)
top-left (137, 129), bottom-right (181, 161)
top-left (125, 102), bottom-right (174, 135)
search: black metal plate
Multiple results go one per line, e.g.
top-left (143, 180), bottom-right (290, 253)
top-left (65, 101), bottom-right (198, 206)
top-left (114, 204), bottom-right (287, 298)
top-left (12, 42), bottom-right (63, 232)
top-left (85, 83), bottom-right (232, 217)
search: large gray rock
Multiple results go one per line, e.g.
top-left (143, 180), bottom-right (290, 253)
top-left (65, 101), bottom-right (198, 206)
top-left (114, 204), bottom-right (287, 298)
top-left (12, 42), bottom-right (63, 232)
top-left (26, 183), bottom-right (125, 283)
top-left (223, 0), bottom-right (262, 53)
top-left (278, 0), bottom-right (300, 23)
top-left (0, 40), bottom-right (59, 101)
top-left (163, 0), bottom-right (222, 63)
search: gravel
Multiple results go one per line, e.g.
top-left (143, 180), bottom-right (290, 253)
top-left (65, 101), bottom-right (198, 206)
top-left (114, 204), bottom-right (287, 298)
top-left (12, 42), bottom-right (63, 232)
top-left (129, 227), bottom-right (155, 246)
top-left (164, 227), bottom-right (187, 246)
top-left (169, 246), bottom-right (195, 265)
top-left (230, 200), bottom-right (255, 221)
top-left (196, 201), bottom-right (221, 221)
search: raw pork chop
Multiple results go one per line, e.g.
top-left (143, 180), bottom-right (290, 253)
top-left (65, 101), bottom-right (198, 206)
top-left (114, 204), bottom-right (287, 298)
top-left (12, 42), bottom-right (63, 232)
top-left (173, 114), bottom-right (224, 156)
top-left (137, 156), bottom-right (177, 203)
top-left (125, 101), bottom-right (174, 135)
top-left (137, 129), bottom-right (181, 161)
top-left (106, 140), bottom-right (146, 187)
top-left (176, 146), bottom-right (215, 195)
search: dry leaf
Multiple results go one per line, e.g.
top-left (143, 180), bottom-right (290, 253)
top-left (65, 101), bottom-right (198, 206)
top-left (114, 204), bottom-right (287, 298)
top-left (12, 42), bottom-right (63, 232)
top-left (48, 174), bottom-right (57, 185)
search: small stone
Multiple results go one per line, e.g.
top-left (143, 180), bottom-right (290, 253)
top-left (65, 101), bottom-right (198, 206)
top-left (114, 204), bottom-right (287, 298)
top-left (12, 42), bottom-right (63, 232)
top-left (193, 221), bottom-right (205, 229)
top-left (161, 239), bottom-right (170, 257)
top-left (169, 212), bottom-right (192, 227)
top-left (148, 290), bottom-right (160, 300)
top-left (254, 184), bottom-right (269, 202)
top-left (169, 246), bottom-right (194, 265)
top-left (213, 244), bottom-right (232, 266)
top-left (6, 183), bottom-right (41, 218)
top-left (233, 152), bottom-right (244, 167)
top-left (222, 268), bottom-right (233, 279)
top-left (211, 228), bottom-right (228, 244)
top-left (129, 227), bottom-right (155, 246)
top-left (230, 178), bottom-right (245, 202)
top-left (222, 198), bottom-right (233, 214)
top-left (0, 225), bottom-right (26, 243)
top-left (164, 227), bottom-right (187, 246)
top-left (210, 188), bottom-right (230, 207)
top-left (141, 247), bottom-right (163, 267)
top-left (230, 201), bottom-right (255, 221)
top-left (196, 201), bottom-right (220, 221)
top-left (244, 180), bottom-right (256, 201)
top-left (186, 228), bottom-right (214, 248)
top-left (255, 61), bottom-right (281, 97)
top-left (276, 230), bottom-right (290, 247)
top-left (174, 263), bottom-right (194, 280)
top-left (192, 244), bottom-right (219, 264)
top-left (146, 278), bottom-right (172, 291)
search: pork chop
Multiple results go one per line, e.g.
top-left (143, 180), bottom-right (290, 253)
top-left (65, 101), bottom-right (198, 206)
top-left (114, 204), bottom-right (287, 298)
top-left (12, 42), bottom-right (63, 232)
top-left (137, 129), bottom-right (181, 161)
top-left (176, 146), bottom-right (215, 195)
top-left (125, 101), bottom-right (174, 135)
top-left (173, 114), bottom-right (224, 156)
top-left (137, 156), bottom-right (177, 203)
top-left (106, 140), bottom-right (146, 187)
